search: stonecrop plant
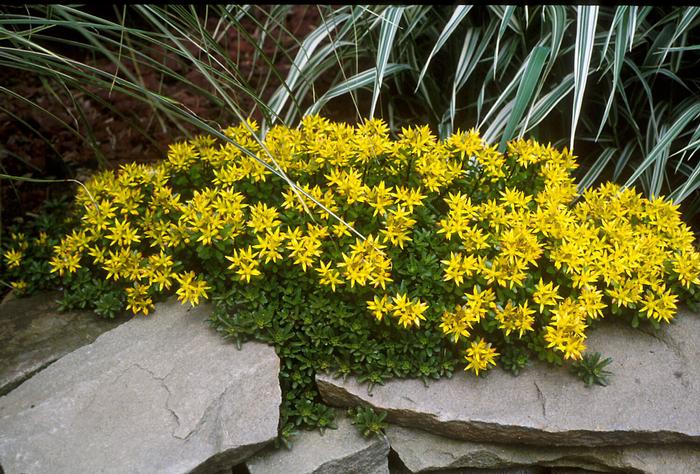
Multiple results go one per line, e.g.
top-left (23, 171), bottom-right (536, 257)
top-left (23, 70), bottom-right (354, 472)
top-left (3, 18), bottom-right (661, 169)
top-left (3, 115), bottom-right (700, 440)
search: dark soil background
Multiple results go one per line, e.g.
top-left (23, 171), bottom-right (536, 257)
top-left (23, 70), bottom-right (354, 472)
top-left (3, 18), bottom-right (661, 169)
top-left (0, 6), bottom-right (322, 230)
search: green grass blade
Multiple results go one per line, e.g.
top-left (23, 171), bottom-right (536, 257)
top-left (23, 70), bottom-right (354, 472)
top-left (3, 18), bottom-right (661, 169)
top-left (571, 5), bottom-right (599, 150)
top-left (370, 6), bottom-right (404, 119)
top-left (499, 45), bottom-right (549, 150)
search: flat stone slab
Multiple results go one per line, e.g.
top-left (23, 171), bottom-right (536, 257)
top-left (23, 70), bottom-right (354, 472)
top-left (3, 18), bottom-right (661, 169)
top-left (387, 424), bottom-right (700, 474)
top-left (247, 412), bottom-right (389, 474)
top-left (0, 299), bottom-right (281, 474)
top-left (317, 308), bottom-right (700, 447)
top-left (0, 291), bottom-right (126, 395)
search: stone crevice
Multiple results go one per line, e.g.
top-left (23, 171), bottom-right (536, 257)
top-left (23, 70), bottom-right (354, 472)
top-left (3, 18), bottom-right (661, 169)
top-left (533, 381), bottom-right (547, 419)
top-left (132, 362), bottom-right (182, 433)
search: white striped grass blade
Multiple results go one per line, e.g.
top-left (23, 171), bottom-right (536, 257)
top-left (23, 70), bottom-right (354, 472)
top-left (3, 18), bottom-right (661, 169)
top-left (542, 6), bottom-right (568, 83)
top-left (492, 5), bottom-right (516, 77)
top-left (623, 102), bottom-right (700, 189)
top-left (650, 125), bottom-right (670, 198)
top-left (478, 56), bottom-right (529, 130)
top-left (628, 6), bottom-right (638, 52)
top-left (267, 12), bottom-right (352, 125)
top-left (415, 5), bottom-right (472, 92)
top-left (670, 150), bottom-right (700, 203)
top-left (612, 142), bottom-right (636, 182)
top-left (657, 7), bottom-right (700, 68)
top-left (370, 6), bottom-right (404, 119)
top-left (483, 100), bottom-right (514, 144)
top-left (571, 5), bottom-right (599, 150)
top-left (524, 73), bottom-right (575, 133)
top-left (596, 6), bottom-right (631, 140)
top-left (455, 21), bottom-right (498, 92)
top-left (304, 64), bottom-right (411, 116)
top-left (598, 6), bottom-right (624, 71)
top-left (279, 40), bottom-right (356, 124)
top-left (499, 45), bottom-right (550, 151)
top-left (670, 127), bottom-right (700, 160)
top-left (661, 44), bottom-right (700, 52)
top-left (449, 28), bottom-right (480, 129)
top-left (577, 147), bottom-right (616, 192)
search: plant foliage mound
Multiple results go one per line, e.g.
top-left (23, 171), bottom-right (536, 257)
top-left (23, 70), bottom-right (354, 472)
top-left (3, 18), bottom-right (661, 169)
top-left (3, 116), bottom-right (700, 441)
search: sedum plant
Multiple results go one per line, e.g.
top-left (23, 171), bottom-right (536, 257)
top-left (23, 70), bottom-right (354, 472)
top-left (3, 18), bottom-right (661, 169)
top-left (3, 116), bottom-right (700, 440)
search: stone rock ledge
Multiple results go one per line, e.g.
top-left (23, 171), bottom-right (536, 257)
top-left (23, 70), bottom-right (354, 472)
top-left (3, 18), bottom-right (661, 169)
top-left (317, 309), bottom-right (700, 447)
top-left (387, 424), bottom-right (700, 474)
top-left (0, 291), bottom-right (126, 396)
top-left (0, 298), bottom-right (281, 474)
top-left (247, 412), bottom-right (389, 474)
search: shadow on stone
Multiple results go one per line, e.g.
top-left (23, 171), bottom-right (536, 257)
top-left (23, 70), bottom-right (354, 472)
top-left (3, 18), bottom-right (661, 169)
top-left (0, 291), bottom-right (128, 396)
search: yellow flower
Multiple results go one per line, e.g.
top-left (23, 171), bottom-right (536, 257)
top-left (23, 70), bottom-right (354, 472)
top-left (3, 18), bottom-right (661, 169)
top-left (544, 298), bottom-right (587, 360)
top-left (439, 309), bottom-right (472, 343)
top-left (105, 218), bottom-right (141, 247)
top-left (499, 187), bottom-right (532, 210)
top-left (332, 220), bottom-right (354, 238)
top-left (447, 128), bottom-right (483, 160)
top-left (464, 338), bottom-right (499, 376)
top-left (605, 279), bottom-right (642, 308)
top-left (125, 284), bottom-right (154, 315)
top-left (640, 285), bottom-right (677, 324)
top-left (49, 247), bottom-right (82, 276)
top-left (167, 141), bottom-right (198, 171)
top-left (578, 285), bottom-right (606, 319)
top-left (316, 260), bottom-right (343, 292)
top-left (441, 252), bottom-right (478, 286)
top-left (226, 246), bottom-right (262, 283)
top-left (3, 249), bottom-right (23, 269)
top-left (672, 250), bottom-right (700, 288)
top-left (495, 301), bottom-right (535, 338)
top-left (367, 295), bottom-right (390, 321)
top-left (247, 202), bottom-right (281, 234)
top-left (10, 280), bottom-right (28, 293)
top-left (380, 206), bottom-right (416, 249)
top-left (388, 292), bottom-right (428, 328)
top-left (174, 271), bottom-right (210, 306)
top-left (392, 186), bottom-right (426, 212)
top-left (253, 229), bottom-right (286, 264)
top-left (367, 182), bottom-right (394, 217)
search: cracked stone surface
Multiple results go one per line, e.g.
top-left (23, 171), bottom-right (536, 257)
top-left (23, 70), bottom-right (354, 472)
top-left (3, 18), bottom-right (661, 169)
top-left (247, 412), bottom-right (390, 474)
top-left (0, 291), bottom-right (127, 396)
top-left (387, 424), bottom-right (700, 473)
top-left (317, 308), bottom-right (700, 447)
top-left (0, 298), bottom-right (281, 474)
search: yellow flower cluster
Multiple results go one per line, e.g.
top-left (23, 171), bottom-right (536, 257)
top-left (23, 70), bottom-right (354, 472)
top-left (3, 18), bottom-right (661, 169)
top-left (43, 115), bottom-right (700, 377)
